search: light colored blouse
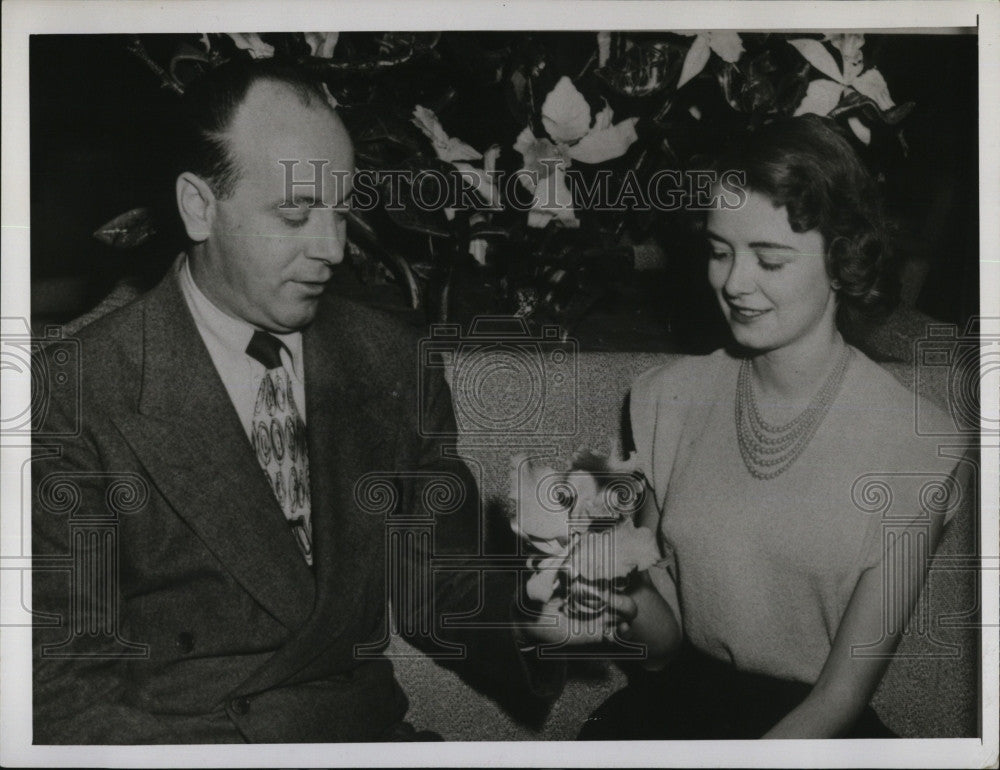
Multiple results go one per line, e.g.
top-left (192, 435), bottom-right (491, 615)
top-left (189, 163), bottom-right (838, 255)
top-left (630, 347), bottom-right (965, 684)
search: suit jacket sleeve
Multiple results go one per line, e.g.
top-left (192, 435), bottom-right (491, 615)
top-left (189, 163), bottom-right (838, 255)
top-left (391, 363), bottom-right (564, 726)
top-left (32, 358), bottom-right (186, 744)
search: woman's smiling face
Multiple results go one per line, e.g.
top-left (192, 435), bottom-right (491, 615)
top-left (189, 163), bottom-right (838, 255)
top-left (706, 191), bottom-right (838, 354)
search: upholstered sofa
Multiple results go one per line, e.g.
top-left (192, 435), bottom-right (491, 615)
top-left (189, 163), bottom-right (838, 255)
top-left (387, 348), bottom-right (980, 740)
top-left (60, 284), bottom-right (981, 740)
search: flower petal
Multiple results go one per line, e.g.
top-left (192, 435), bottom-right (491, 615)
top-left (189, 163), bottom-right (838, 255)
top-left (483, 144), bottom-right (500, 175)
top-left (412, 105), bottom-right (482, 162)
top-left (591, 103), bottom-right (614, 132)
top-left (526, 556), bottom-right (568, 602)
top-left (567, 117), bottom-right (638, 164)
top-left (439, 138), bottom-right (484, 163)
top-left (513, 128), bottom-right (566, 183)
top-left (852, 67), bottom-right (896, 111)
top-left (847, 115), bottom-right (872, 145)
top-left (828, 33), bottom-right (865, 82)
top-left (611, 523), bottom-right (662, 575)
top-left (527, 163), bottom-right (579, 228)
top-left (320, 83), bottom-right (339, 110)
top-left (707, 31), bottom-right (744, 63)
top-left (541, 76), bottom-right (593, 143)
top-left (677, 33), bottom-right (711, 89)
top-left (788, 38), bottom-right (845, 84)
top-left (469, 238), bottom-right (488, 266)
top-left (227, 33), bottom-right (274, 60)
top-left (793, 78), bottom-right (844, 117)
top-left (597, 31), bottom-right (612, 67)
top-left (508, 457), bottom-right (573, 540)
top-left (453, 162), bottom-right (502, 209)
top-left (304, 31), bottom-right (339, 59)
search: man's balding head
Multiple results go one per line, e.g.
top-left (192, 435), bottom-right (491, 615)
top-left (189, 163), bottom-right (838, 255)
top-left (175, 58), bottom-right (340, 200)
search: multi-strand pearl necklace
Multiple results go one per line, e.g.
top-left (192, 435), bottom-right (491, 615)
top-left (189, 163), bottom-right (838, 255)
top-left (735, 345), bottom-right (853, 480)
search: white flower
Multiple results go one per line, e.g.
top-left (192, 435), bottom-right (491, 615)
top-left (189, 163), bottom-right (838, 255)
top-left (570, 522), bottom-right (661, 581)
top-left (516, 80), bottom-right (639, 228)
top-left (789, 37), bottom-right (898, 144)
top-left (597, 31), bottom-right (612, 67)
top-left (541, 76), bottom-right (593, 143)
top-left (304, 31), bottom-right (339, 59)
top-left (677, 31), bottom-right (745, 89)
top-left (411, 105), bottom-right (482, 163)
top-left (539, 77), bottom-right (639, 163)
top-left (226, 33), bottom-right (274, 60)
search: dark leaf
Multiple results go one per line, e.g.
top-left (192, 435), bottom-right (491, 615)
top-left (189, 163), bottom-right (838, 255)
top-left (93, 207), bottom-right (157, 249)
top-left (595, 41), bottom-right (686, 98)
top-left (829, 89), bottom-right (916, 126)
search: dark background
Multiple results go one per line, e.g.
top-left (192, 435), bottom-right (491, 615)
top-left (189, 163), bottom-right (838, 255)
top-left (29, 32), bottom-right (979, 350)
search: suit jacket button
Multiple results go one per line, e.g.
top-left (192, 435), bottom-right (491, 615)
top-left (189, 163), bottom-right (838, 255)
top-left (231, 696), bottom-right (251, 715)
top-left (176, 632), bottom-right (195, 654)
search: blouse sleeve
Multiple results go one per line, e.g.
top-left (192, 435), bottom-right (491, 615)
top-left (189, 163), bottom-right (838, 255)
top-left (627, 357), bottom-right (712, 621)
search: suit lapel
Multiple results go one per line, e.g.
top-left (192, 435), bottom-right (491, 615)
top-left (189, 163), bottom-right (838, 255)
top-left (302, 301), bottom-right (395, 618)
top-left (114, 266), bottom-right (315, 632)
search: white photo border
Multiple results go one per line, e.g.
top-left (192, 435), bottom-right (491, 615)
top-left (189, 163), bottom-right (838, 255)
top-left (2, 1), bottom-right (997, 767)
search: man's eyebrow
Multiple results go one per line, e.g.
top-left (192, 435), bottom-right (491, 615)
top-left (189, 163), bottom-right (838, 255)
top-left (275, 194), bottom-right (323, 209)
top-left (274, 189), bottom-right (355, 209)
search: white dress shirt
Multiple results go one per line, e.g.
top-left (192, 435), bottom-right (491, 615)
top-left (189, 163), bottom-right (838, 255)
top-left (177, 256), bottom-right (307, 439)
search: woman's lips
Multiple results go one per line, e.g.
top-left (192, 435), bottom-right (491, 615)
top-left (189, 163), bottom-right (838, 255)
top-left (728, 304), bottom-right (770, 323)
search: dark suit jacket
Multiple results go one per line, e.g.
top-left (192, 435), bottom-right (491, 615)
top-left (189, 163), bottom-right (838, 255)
top-left (32, 263), bottom-right (540, 743)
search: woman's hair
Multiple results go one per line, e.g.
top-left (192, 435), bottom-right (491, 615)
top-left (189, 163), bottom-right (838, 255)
top-left (712, 114), bottom-right (899, 320)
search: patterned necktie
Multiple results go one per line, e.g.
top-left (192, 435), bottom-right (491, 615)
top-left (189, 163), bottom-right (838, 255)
top-left (245, 331), bottom-right (312, 565)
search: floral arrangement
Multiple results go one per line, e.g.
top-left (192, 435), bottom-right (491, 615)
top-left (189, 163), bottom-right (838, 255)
top-left (103, 31), bottom-right (913, 331)
top-left (508, 449), bottom-right (661, 630)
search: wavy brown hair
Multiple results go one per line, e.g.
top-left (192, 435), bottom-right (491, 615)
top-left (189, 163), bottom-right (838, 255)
top-left (712, 114), bottom-right (899, 323)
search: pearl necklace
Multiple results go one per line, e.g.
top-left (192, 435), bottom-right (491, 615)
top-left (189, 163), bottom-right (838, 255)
top-left (735, 345), bottom-right (853, 480)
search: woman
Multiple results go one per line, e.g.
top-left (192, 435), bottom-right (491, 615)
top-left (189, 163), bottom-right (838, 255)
top-left (578, 115), bottom-right (967, 739)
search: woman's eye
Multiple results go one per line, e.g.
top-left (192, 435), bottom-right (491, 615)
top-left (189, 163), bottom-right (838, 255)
top-left (758, 260), bottom-right (784, 272)
top-left (281, 213), bottom-right (310, 228)
top-left (710, 250), bottom-right (731, 261)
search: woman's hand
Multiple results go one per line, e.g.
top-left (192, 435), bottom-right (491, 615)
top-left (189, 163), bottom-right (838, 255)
top-left (618, 568), bottom-right (683, 670)
top-left (518, 591), bottom-right (638, 648)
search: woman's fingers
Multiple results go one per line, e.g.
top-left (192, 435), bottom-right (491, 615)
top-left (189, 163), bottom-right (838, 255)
top-left (606, 590), bottom-right (638, 623)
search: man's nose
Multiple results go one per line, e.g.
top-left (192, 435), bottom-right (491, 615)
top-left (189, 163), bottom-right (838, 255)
top-left (305, 209), bottom-right (347, 265)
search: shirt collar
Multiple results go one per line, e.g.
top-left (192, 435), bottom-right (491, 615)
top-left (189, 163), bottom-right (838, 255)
top-left (178, 255), bottom-right (304, 378)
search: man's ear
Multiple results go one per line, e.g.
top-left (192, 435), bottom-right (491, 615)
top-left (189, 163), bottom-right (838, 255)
top-left (176, 172), bottom-right (217, 243)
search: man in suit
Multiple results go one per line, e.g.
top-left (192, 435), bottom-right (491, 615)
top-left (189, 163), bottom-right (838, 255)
top-left (32, 58), bottom-right (619, 744)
